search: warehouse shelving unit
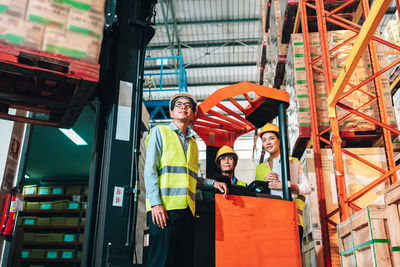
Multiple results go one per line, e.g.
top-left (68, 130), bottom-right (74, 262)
top-left (279, 0), bottom-right (400, 266)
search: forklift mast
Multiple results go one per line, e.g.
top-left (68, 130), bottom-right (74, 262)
top-left (82, 0), bottom-right (156, 266)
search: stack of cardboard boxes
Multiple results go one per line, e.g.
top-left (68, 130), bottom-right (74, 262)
top-left (0, 0), bottom-right (105, 63)
top-left (285, 30), bottom-right (397, 152)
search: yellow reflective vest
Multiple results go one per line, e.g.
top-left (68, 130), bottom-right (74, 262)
top-left (145, 125), bottom-right (199, 215)
top-left (255, 157), bottom-right (306, 227)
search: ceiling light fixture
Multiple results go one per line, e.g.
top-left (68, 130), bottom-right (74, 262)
top-left (59, 128), bottom-right (87, 146)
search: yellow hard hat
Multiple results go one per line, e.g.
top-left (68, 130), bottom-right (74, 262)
top-left (258, 123), bottom-right (279, 138)
top-left (215, 145), bottom-right (238, 165)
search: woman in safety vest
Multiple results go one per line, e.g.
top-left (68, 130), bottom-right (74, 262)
top-left (255, 123), bottom-right (311, 244)
top-left (215, 145), bottom-right (247, 186)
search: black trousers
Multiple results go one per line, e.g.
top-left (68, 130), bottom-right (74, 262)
top-left (146, 207), bottom-right (194, 267)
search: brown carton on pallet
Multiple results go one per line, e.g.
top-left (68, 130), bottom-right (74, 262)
top-left (337, 205), bottom-right (392, 267)
top-left (384, 180), bottom-right (400, 266)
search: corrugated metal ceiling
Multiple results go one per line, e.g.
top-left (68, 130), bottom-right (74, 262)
top-left (145, 0), bottom-right (263, 102)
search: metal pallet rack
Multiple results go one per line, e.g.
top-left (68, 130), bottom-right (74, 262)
top-left (279, 0), bottom-right (400, 265)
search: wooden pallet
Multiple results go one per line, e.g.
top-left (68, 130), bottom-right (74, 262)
top-left (302, 238), bottom-right (325, 267)
top-left (385, 181), bottom-right (400, 267)
top-left (337, 205), bottom-right (392, 267)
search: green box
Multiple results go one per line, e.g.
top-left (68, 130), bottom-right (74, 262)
top-left (46, 250), bottom-right (59, 259)
top-left (77, 251), bottom-right (81, 259)
top-left (64, 233), bottom-right (75, 242)
top-left (23, 217), bottom-right (36, 225)
top-left (26, 202), bottom-right (40, 211)
top-left (79, 233), bottom-right (84, 242)
top-left (52, 186), bottom-right (64, 195)
top-left (34, 233), bottom-right (49, 242)
top-left (30, 249), bottom-right (46, 259)
top-left (21, 249), bottom-right (30, 259)
top-left (36, 217), bottom-right (51, 226)
top-left (61, 250), bottom-right (74, 259)
top-left (37, 187), bottom-right (51, 195)
top-left (83, 202), bottom-right (87, 209)
top-left (65, 217), bottom-right (79, 226)
top-left (48, 233), bottom-right (64, 242)
top-left (52, 200), bottom-right (67, 210)
top-left (23, 185), bottom-right (37, 195)
top-left (84, 186), bottom-right (88, 194)
top-left (23, 232), bottom-right (35, 242)
top-left (65, 185), bottom-right (82, 195)
top-left (51, 217), bottom-right (65, 226)
top-left (40, 202), bottom-right (52, 210)
top-left (68, 201), bottom-right (80, 209)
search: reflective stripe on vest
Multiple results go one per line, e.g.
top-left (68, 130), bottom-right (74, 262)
top-left (255, 158), bottom-right (306, 227)
top-left (145, 125), bottom-right (199, 215)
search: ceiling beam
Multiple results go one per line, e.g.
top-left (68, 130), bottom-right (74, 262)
top-left (159, 0), bottom-right (175, 58)
top-left (144, 62), bottom-right (257, 70)
top-left (169, 0), bottom-right (182, 56)
top-left (155, 18), bottom-right (260, 26)
top-left (148, 39), bottom-right (260, 50)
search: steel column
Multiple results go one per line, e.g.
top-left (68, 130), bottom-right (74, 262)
top-left (299, 1), bottom-right (331, 265)
top-left (360, 0), bottom-right (398, 183)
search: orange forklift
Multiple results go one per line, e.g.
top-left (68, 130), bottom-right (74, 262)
top-left (191, 82), bottom-right (301, 267)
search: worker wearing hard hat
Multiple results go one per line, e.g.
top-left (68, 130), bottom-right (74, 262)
top-left (215, 145), bottom-right (247, 187)
top-left (144, 92), bottom-right (228, 267)
top-left (255, 123), bottom-right (311, 243)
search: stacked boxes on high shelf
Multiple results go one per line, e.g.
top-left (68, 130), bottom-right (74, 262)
top-left (19, 184), bottom-right (87, 264)
top-left (265, 0), bottom-right (288, 88)
top-left (300, 148), bottom-right (390, 267)
top-left (0, 0), bottom-right (105, 63)
top-left (285, 30), bottom-right (397, 154)
top-left (382, 12), bottom-right (400, 79)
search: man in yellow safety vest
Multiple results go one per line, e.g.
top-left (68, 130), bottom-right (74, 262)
top-left (255, 123), bottom-right (311, 244)
top-left (144, 92), bottom-right (228, 267)
top-left (215, 145), bottom-right (247, 187)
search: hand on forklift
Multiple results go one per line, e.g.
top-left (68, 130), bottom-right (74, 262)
top-left (151, 204), bottom-right (169, 229)
top-left (213, 181), bottom-right (229, 197)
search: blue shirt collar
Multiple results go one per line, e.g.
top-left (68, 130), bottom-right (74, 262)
top-left (169, 122), bottom-right (195, 138)
top-left (232, 176), bottom-right (237, 185)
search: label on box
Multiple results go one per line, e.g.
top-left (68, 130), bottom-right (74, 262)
top-left (62, 251), bottom-right (73, 259)
top-left (41, 203), bottom-right (51, 210)
top-left (64, 234), bottom-right (74, 242)
top-left (24, 218), bottom-right (35, 225)
top-left (68, 202), bottom-right (79, 209)
top-left (112, 186), bottom-right (124, 207)
top-left (38, 188), bottom-right (49, 195)
top-left (21, 251), bottom-right (29, 258)
top-left (24, 187), bottom-right (35, 195)
top-left (47, 251), bottom-right (58, 259)
top-left (52, 187), bottom-right (62, 194)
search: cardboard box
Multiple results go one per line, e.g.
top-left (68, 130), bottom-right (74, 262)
top-left (23, 232), bottom-right (35, 242)
top-left (64, 0), bottom-right (92, 10)
top-left (37, 186), bottom-right (51, 195)
top-left (51, 216), bottom-right (65, 226)
top-left (0, 0), bottom-right (28, 18)
top-left (30, 249), bottom-right (46, 259)
top-left (23, 185), bottom-right (37, 195)
top-left (34, 233), bottom-right (49, 242)
top-left (65, 217), bottom-right (79, 226)
top-left (48, 233), bottom-right (63, 242)
top-left (42, 27), bottom-right (101, 62)
top-left (40, 202), bottom-right (52, 210)
top-left (52, 200), bottom-right (68, 209)
top-left (26, 202), bottom-right (40, 210)
top-left (63, 233), bottom-right (75, 242)
top-left (26, 0), bottom-right (69, 28)
top-left (67, 7), bottom-right (104, 39)
top-left (65, 185), bottom-right (82, 195)
top-left (36, 217), bottom-right (51, 226)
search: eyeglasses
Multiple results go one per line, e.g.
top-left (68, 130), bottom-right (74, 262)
top-left (175, 101), bottom-right (193, 109)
